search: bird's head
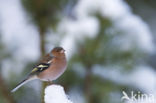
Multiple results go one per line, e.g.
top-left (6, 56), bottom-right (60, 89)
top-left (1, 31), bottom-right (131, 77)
top-left (51, 47), bottom-right (65, 57)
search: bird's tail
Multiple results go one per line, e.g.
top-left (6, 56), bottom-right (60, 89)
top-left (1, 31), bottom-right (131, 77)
top-left (11, 76), bottom-right (37, 93)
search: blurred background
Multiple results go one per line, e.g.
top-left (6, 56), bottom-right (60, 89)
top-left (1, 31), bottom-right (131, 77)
top-left (0, 0), bottom-right (156, 103)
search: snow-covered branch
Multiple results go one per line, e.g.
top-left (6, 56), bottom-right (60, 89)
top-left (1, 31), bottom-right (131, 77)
top-left (44, 84), bottom-right (73, 103)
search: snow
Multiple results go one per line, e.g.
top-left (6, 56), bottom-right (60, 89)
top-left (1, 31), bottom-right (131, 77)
top-left (44, 85), bottom-right (73, 103)
top-left (0, 0), bottom-right (40, 61)
top-left (93, 65), bottom-right (156, 95)
top-left (93, 65), bottom-right (156, 103)
top-left (60, 0), bottom-right (155, 57)
top-left (59, 16), bottom-right (99, 59)
top-left (0, 0), bottom-right (154, 59)
top-left (0, 0), bottom-right (39, 78)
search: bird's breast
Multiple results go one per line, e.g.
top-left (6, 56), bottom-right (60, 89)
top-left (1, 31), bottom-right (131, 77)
top-left (38, 58), bottom-right (67, 81)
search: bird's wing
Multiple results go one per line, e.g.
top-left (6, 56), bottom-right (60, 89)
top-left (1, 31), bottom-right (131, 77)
top-left (31, 63), bottom-right (50, 74)
top-left (30, 54), bottom-right (54, 75)
top-left (11, 54), bottom-right (54, 92)
top-left (40, 53), bottom-right (54, 63)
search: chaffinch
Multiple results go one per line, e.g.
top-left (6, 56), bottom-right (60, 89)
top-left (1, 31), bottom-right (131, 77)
top-left (11, 47), bottom-right (67, 92)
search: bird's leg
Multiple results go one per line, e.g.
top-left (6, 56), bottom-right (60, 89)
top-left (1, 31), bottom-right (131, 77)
top-left (47, 79), bottom-right (52, 85)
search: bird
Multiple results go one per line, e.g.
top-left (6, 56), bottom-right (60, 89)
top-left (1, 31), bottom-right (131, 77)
top-left (11, 47), bottom-right (67, 92)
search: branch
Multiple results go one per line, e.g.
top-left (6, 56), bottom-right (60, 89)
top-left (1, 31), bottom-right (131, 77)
top-left (39, 24), bottom-right (47, 103)
top-left (0, 75), bottom-right (15, 103)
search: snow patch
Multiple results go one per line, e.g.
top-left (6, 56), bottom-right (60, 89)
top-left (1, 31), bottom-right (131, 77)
top-left (45, 85), bottom-right (73, 103)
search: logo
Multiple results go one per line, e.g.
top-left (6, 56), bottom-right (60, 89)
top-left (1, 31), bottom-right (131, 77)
top-left (121, 91), bottom-right (155, 103)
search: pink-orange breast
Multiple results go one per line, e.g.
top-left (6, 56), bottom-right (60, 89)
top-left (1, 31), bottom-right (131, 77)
top-left (37, 57), bottom-right (67, 81)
